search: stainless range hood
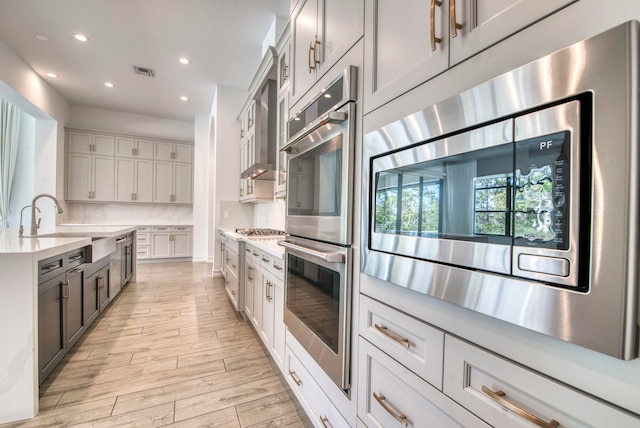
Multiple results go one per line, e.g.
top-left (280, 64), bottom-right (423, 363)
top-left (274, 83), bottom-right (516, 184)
top-left (241, 78), bottom-right (277, 180)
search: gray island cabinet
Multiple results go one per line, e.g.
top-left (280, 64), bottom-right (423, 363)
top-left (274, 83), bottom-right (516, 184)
top-left (0, 225), bottom-right (135, 425)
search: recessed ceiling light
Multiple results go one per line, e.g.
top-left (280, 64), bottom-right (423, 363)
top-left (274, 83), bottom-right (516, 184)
top-left (180, 96), bottom-right (189, 101)
top-left (74, 33), bottom-right (89, 42)
top-left (179, 57), bottom-right (191, 65)
top-left (104, 82), bottom-right (114, 88)
top-left (46, 72), bottom-right (59, 78)
top-left (35, 34), bottom-right (49, 41)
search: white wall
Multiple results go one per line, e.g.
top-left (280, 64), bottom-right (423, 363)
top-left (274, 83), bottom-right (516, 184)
top-left (212, 85), bottom-right (253, 272)
top-left (0, 39), bottom-right (70, 233)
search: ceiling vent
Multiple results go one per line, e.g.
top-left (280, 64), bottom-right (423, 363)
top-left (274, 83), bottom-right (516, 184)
top-left (133, 66), bottom-right (155, 77)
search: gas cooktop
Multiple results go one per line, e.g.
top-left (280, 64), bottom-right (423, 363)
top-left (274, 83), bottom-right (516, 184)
top-left (235, 228), bottom-right (286, 237)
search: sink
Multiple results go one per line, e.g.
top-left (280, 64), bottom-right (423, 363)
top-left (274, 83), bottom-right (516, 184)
top-left (39, 233), bottom-right (116, 262)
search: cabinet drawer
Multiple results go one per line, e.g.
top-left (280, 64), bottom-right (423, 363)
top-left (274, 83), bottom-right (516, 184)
top-left (137, 226), bottom-right (150, 233)
top-left (443, 335), bottom-right (640, 428)
top-left (260, 251), bottom-right (284, 280)
top-left (151, 226), bottom-right (171, 232)
top-left (136, 232), bottom-right (150, 245)
top-left (286, 346), bottom-right (350, 428)
top-left (171, 226), bottom-right (190, 232)
top-left (358, 338), bottom-right (489, 428)
top-left (224, 266), bottom-right (239, 309)
top-left (246, 244), bottom-right (261, 263)
top-left (38, 254), bottom-right (65, 283)
top-left (225, 248), bottom-right (239, 277)
top-left (360, 295), bottom-right (444, 389)
top-left (66, 247), bottom-right (86, 269)
top-left (136, 246), bottom-right (150, 259)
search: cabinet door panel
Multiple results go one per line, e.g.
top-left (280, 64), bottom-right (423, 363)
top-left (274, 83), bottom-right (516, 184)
top-left (172, 232), bottom-right (192, 257)
top-left (92, 155), bottom-right (115, 201)
top-left (449, 0), bottom-right (577, 65)
top-left (319, 0), bottom-right (364, 76)
top-left (291, 0), bottom-right (319, 102)
top-left (153, 161), bottom-right (173, 203)
top-left (136, 139), bottom-right (154, 159)
top-left (67, 132), bottom-right (92, 154)
top-left (92, 134), bottom-right (115, 155)
top-left (116, 137), bottom-right (135, 157)
top-left (173, 162), bottom-right (193, 204)
top-left (364, 0), bottom-right (448, 113)
top-left (98, 267), bottom-right (111, 312)
top-left (84, 272), bottom-right (100, 326)
top-left (151, 232), bottom-right (172, 258)
top-left (173, 143), bottom-right (193, 162)
top-left (38, 274), bottom-right (65, 383)
top-left (135, 159), bottom-right (154, 203)
top-left (272, 280), bottom-right (285, 370)
top-left (261, 272), bottom-right (275, 348)
top-left (114, 157), bottom-right (135, 202)
top-left (154, 141), bottom-right (173, 160)
top-left (66, 268), bottom-right (85, 348)
top-left (66, 153), bottom-right (92, 201)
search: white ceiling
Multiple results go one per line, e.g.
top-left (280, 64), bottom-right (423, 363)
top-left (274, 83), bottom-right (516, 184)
top-left (0, 0), bottom-right (289, 122)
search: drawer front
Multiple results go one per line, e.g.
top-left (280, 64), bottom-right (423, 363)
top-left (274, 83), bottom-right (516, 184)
top-left (137, 226), bottom-right (150, 233)
top-left (225, 248), bottom-right (239, 277)
top-left (261, 251), bottom-right (284, 280)
top-left (171, 226), bottom-right (190, 232)
top-left (38, 253), bottom-right (65, 283)
top-left (443, 335), bottom-right (640, 428)
top-left (359, 338), bottom-right (489, 428)
top-left (136, 246), bottom-right (150, 259)
top-left (246, 245), bottom-right (261, 263)
top-left (137, 232), bottom-right (151, 245)
top-left (224, 265), bottom-right (239, 308)
top-left (66, 247), bottom-right (86, 268)
top-left (360, 295), bottom-right (444, 389)
top-left (286, 346), bottom-right (350, 428)
top-left (151, 226), bottom-right (171, 232)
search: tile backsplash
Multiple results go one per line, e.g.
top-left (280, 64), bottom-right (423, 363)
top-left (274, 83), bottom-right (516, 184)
top-left (64, 202), bottom-right (193, 225)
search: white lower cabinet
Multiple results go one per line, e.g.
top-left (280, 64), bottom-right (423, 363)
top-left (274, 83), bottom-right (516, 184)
top-left (139, 226), bottom-right (192, 260)
top-left (358, 338), bottom-right (489, 428)
top-left (443, 335), bottom-right (640, 428)
top-left (359, 294), bottom-right (444, 389)
top-left (286, 345), bottom-right (350, 428)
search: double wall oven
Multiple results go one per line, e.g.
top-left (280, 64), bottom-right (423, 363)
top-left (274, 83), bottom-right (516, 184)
top-left (362, 21), bottom-right (640, 360)
top-left (279, 66), bottom-right (357, 390)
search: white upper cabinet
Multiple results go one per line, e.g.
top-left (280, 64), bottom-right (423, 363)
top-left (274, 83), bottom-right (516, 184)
top-left (115, 137), bottom-right (153, 159)
top-left (363, 0), bottom-right (576, 113)
top-left (154, 140), bottom-right (193, 162)
top-left (114, 158), bottom-right (153, 203)
top-left (290, 0), bottom-right (364, 106)
top-left (66, 131), bottom-right (115, 201)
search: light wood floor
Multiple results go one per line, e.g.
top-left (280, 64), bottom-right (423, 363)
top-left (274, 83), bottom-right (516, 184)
top-left (4, 262), bottom-right (312, 427)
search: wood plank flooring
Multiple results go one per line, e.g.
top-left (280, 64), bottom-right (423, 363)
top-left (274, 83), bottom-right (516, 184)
top-left (3, 262), bottom-right (312, 427)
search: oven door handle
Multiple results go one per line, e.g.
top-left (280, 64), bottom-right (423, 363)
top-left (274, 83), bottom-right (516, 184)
top-left (281, 110), bottom-right (348, 152)
top-left (278, 241), bottom-right (344, 263)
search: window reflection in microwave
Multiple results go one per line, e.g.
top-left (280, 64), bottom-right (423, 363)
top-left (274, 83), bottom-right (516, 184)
top-left (287, 254), bottom-right (340, 353)
top-left (373, 143), bottom-right (513, 244)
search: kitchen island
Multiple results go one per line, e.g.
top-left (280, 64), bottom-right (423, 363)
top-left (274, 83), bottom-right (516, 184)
top-left (0, 225), bottom-right (136, 424)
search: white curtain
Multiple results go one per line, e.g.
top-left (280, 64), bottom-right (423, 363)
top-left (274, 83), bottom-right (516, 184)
top-left (0, 98), bottom-right (21, 227)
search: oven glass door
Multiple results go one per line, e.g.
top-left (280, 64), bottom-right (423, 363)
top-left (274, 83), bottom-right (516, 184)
top-left (286, 102), bottom-right (355, 245)
top-left (282, 237), bottom-right (351, 389)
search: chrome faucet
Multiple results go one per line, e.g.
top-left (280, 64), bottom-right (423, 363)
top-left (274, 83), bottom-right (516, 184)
top-left (29, 194), bottom-right (63, 236)
top-left (19, 205), bottom-right (40, 238)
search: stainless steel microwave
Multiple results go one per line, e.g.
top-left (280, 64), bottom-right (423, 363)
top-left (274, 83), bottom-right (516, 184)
top-left (362, 21), bottom-right (639, 360)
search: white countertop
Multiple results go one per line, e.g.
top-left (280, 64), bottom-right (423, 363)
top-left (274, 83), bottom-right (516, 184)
top-left (0, 225), bottom-right (135, 258)
top-left (219, 229), bottom-right (285, 258)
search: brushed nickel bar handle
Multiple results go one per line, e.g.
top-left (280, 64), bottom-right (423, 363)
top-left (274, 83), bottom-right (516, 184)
top-left (289, 370), bottom-right (302, 385)
top-left (373, 392), bottom-right (408, 427)
top-left (42, 263), bottom-right (61, 271)
top-left (320, 416), bottom-right (330, 428)
top-left (97, 275), bottom-right (104, 289)
top-left (262, 257), bottom-right (270, 263)
top-left (70, 268), bottom-right (83, 274)
top-left (278, 241), bottom-right (344, 263)
top-left (308, 42), bottom-right (315, 73)
top-left (450, 0), bottom-right (463, 38)
top-left (68, 255), bottom-right (83, 261)
top-left (273, 264), bottom-right (283, 271)
top-left (482, 386), bottom-right (560, 428)
top-left (374, 324), bottom-right (410, 348)
top-left (430, 0), bottom-right (442, 51)
top-left (313, 36), bottom-right (321, 66)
